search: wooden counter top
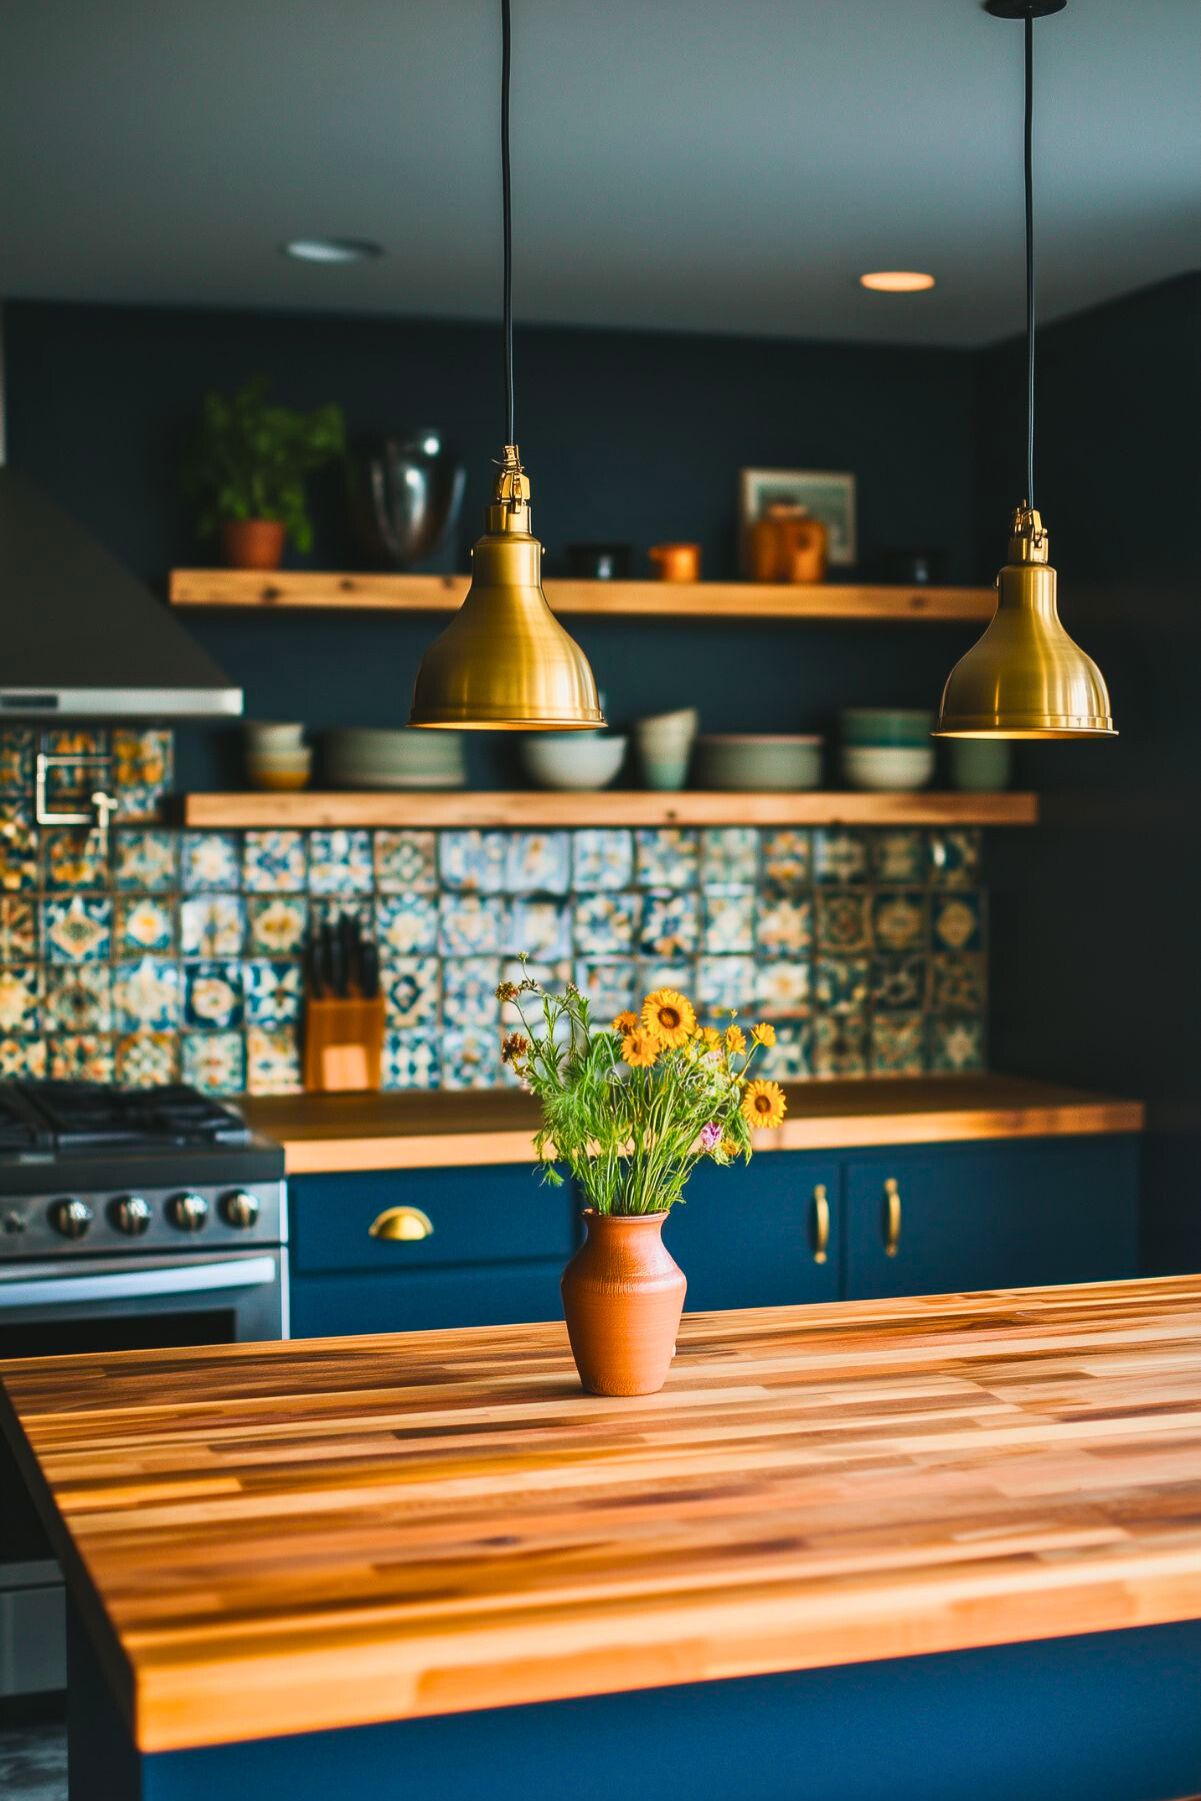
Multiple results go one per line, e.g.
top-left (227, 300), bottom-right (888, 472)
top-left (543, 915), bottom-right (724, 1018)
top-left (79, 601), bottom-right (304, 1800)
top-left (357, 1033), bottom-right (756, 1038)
top-left (3, 1275), bottom-right (1197, 1752)
top-left (239, 1075), bottom-right (1145, 1174)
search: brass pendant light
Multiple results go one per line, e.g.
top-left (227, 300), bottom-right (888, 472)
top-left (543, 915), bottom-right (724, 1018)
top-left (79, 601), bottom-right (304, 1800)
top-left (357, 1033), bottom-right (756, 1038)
top-left (935, 0), bottom-right (1115, 740)
top-left (410, 1), bottom-right (604, 730)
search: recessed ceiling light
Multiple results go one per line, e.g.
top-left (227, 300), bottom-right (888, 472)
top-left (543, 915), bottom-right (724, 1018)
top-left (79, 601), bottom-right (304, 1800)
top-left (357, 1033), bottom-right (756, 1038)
top-left (859, 271), bottom-right (936, 293)
top-left (282, 238), bottom-right (384, 265)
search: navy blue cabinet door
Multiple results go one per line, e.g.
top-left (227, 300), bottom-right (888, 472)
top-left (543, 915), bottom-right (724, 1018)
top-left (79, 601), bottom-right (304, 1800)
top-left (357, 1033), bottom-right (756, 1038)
top-left (845, 1136), bottom-right (1140, 1300)
top-left (664, 1152), bottom-right (841, 1311)
top-left (289, 1262), bottom-right (567, 1338)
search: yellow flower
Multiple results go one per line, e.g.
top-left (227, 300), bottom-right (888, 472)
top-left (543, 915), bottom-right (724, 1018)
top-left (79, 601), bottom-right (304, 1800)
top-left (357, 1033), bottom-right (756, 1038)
top-left (699, 1026), bottom-right (722, 1051)
top-left (641, 988), bottom-right (696, 1047)
top-left (725, 1023), bottom-right (747, 1054)
top-left (622, 1030), bottom-right (660, 1069)
top-left (751, 1022), bottom-right (777, 1047)
top-left (721, 1137), bottom-right (739, 1158)
top-left (741, 1079), bottom-right (787, 1130)
top-left (611, 1010), bottom-right (638, 1034)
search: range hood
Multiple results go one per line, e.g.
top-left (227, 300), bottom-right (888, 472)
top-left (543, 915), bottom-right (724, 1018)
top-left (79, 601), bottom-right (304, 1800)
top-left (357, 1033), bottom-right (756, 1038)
top-left (0, 468), bottom-right (242, 718)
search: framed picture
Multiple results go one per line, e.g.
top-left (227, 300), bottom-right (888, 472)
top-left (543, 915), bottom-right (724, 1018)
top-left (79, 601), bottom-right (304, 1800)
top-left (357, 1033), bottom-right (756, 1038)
top-left (739, 467), bottom-right (858, 569)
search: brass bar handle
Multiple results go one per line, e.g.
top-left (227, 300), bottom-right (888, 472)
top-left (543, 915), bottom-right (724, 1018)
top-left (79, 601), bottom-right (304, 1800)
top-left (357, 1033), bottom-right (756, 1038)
top-left (884, 1178), bottom-right (902, 1257)
top-left (368, 1205), bottom-right (434, 1242)
top-left (811, 1184), bottom-right (830, 1265)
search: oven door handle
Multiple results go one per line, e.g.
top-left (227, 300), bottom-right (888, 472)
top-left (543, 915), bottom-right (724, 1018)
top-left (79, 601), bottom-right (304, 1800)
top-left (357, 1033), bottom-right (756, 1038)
top-left (0, 1256), bottom-right (278, 1310)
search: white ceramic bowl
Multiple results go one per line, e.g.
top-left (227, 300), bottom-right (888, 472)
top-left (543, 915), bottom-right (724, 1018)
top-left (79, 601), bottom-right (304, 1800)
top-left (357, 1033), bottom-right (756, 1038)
top-left (520, 734), bottom-right (628, 791)
top-left (840, 745), bottom-right (936, 791)
top-left (246, 721), bottom-right (305, 751)
top-left (325, 726), bottom-right (466, 789)
top-left (693, 734), bottom-right (824, 792)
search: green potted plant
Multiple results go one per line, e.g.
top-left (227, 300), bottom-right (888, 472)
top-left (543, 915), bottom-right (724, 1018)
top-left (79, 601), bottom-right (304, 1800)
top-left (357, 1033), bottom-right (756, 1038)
top-left (499, 968), bottom-right (786, 1396)
top-left (187, 377), bottom-right (345, 570)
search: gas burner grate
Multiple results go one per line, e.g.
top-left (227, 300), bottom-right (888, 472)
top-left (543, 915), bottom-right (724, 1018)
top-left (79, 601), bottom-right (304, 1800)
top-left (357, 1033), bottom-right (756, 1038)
top-left (6, 1081), bottom-right (251, 1150)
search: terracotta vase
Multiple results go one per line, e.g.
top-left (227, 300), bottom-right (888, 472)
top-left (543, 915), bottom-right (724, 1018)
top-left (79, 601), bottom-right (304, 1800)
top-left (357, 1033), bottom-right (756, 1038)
top-left (648, 541), bottom-right (701, 583)
top-left (561, 1210), bottom-right (687, 1397)
top-left (221, 518), bottom-right (286, 570)
top-left (748, 503), bottom-right (828, 583)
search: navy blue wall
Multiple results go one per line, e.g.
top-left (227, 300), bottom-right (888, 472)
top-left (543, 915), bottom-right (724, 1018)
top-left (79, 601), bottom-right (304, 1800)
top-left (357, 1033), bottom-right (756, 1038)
top-left (979, 273), bottom-right (1201, 1270)
top-left (4, 301), bottom-right (983, 789)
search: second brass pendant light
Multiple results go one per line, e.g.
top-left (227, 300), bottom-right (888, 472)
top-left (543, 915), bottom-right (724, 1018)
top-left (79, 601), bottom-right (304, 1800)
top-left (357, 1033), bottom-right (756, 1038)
top-left (935, 0), bottom-right (1115, 740)
top-left (409, 0), bottom-right (604, 731)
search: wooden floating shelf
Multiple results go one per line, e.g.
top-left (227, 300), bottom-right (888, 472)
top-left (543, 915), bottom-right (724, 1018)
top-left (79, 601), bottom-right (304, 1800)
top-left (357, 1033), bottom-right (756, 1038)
top-left (169, 568), bottom-right (995, 623)
top-left (181, 790), bottom-right (1038, 829)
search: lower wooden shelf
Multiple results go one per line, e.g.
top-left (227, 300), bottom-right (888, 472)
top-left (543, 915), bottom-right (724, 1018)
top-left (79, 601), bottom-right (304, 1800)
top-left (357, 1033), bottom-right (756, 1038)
top-left (182, 790), bottom-right (1037, 828)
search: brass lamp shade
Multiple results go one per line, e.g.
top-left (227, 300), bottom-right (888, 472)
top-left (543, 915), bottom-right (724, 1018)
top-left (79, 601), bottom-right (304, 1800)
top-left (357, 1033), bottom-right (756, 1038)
top-left (410, 447), bottom-right (604, 731)
top-left (934, 507), bottom-right (1116, 740)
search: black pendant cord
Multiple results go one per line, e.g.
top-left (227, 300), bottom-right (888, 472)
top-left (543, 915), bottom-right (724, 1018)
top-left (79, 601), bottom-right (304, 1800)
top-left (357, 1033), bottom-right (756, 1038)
top-left (501, 0), bottom-right (515, 450)
top-left (1023, 10), bottom-right (1036, 510)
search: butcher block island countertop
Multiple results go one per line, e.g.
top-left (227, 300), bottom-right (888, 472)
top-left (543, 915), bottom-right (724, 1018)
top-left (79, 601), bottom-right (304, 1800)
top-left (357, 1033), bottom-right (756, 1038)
top-left (238, 1073), bottom-right (1145, 1173)
top-left (3, 1275), bottom-right (1199, 1757)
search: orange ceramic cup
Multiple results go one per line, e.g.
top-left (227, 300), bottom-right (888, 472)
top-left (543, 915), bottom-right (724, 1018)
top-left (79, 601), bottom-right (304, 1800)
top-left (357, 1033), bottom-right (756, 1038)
top-left (648, 542), bottom-right (701, 582)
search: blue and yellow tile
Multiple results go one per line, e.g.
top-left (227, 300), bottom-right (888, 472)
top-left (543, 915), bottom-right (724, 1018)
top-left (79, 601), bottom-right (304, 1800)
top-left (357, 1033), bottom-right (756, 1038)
top-left (115, 893), bottom-right (175, 956)
top-left (929, 827), bottom-right (983, 889)
top-left (183, 962), bottom-right (244, 1030)
top-left (180, 894), bottom-right (245, 958)
top-left (307, 829), bottom-right (374, 896)
top-left (574, 959), bottom-right (637, 1023)
top-left (440, 1025), bottom-right (502, 1090)
top-left (439, 830), bottom-right (507, 893)
top-left (382, 1029), bottom-right (440, 1091)
top-left (871, 890), bottom-right (929, 953)
top-left (754, 958), bottom-right (811, 1019)
top-left (113, 828), bottom-right (178, 892)
top-left (572, 828), bottom-right (634, 891)
top-left (0, 897), bottom-right (37, 961)
top-left (932, 891), bottom-right (984, 952)
top-left (927, 951), bottom-right (987, 1013)
top-left (702, 889), bottom-right (755, 954)
top-left (47, 1033), bottom-right (114, 1082)
top-left (696, 955), bottom-right (756, 1017)
top-left (0, 729), bottom-right (34, 794)
top-left (814, 954), bottom-right (870, 1014)
top-left (635, 959), bottom-right (697, 1002)
top-left (438, 892), bottom-right (502, 957)
top-left (243, 959), bottom-right (304, 1028)
top-left (181, 1030), bottom-right (245, 1093)
top-left (756, 889), bottom-right (813, 957)
top-left (761, 829), bottom-right (811, 888)
top-left (503, 897), bottom-right (572, 961)
top-left (760, 1021), bottom-right (813, 1080)
top-left (505, 830), bottom-right (571, 895)
top-left (375, 892), bottom-right (439, 956)
top-left (245, 1027), bottom-right (302, 1096)
top-left (639, 889), bottom-right (699, 959)
top-left (813, 1013), bottom-right (869, 1079)
top-left (871, 953), bottom-right (927, 1011)
top-left (0, 807), bottom-right (38, 892)
top-left (41, 826), bottom-right (109, 891)
top-left (113, 958), bottom-right (182, 1032)
top-left (384, 956), bottom-right (441, 1028)
top-left (247, 895), bottom-right (308, 956)
top-left (181, 831), bottom-right (241, 892)
top-left (635, 828), bottom-right (699, 890)
top-left (871, 829), bottom-right (926, 886)
top-left (374, 829), bottom-right (437, 894)
top-left (0, 965), bottom-right (41, 1034)
top-left (929, 1015), bottom-right (986, 1072)
top-left (440, 957), bottom-right (499, 1027)
top-left (700, 827), bottom-right (759, 888)
top-left (816, 890), bottom-right (872, 953)
top-left (43, 964), bottom-right (112, 1034)
top-left (814, 828), bottom-right (868, 885)
top-left (112, 728), bottom-right (173, 791)
top-left (114, 1032), bottom-right (179, 1087)
top-left (243, 829), bottom-right (307, 893)
top-left (871, 1011), bottom-right (927, 1075)
top-left (572, 890), bottom-right (638, 956)
top-left (0, 1037), bottom-right (47, 1078)
top-left (42, 895), bottom-right (112, 963)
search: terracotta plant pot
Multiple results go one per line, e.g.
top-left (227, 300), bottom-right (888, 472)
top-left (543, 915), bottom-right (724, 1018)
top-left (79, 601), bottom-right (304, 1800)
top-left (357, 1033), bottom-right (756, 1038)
top-left (561, 1209), bottom-right (687, 1397)
top-left (221, 518), bottom-right (286, 570)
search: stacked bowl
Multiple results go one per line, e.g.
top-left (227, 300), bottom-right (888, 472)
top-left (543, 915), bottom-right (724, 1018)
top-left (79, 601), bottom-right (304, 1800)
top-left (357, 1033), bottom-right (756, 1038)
top-left (245, 723), bottom-right (312, 791)
top-left (324, 727), bottom-right (466, 789)
top-left (633, 708), bottom-right (699, 791)
top-left (840, 709), bottom-right (936, 791)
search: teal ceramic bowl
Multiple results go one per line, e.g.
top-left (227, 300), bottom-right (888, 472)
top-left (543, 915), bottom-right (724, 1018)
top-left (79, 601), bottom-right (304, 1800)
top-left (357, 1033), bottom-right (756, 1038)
top-left (840, 707), bottom-right (935, 747)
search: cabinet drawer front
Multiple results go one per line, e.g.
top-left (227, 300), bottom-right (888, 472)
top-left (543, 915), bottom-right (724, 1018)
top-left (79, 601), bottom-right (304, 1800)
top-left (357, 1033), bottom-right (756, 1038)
top-left (845, 1136), bottom-right (1139, 1300)
top-left (290, 1262), bottom-right (566, 1337)
top-left (291, 1165), bottom-right (577, 1275)
top-left (665, 1153), bottom-right (841, 1311)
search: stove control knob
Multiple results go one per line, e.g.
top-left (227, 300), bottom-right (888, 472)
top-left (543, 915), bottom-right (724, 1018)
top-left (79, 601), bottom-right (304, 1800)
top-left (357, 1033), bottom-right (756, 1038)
top-left (220, 1189), bottom-right (260, 1230)
top-left (167, 1191), bottom-right (209, 1232)
top-left (110, 1194), bottom-right (152, 1236)
top-left (3, 1209), bottom-right (27, 1235)
top-left (50, 1198), bottom-right (93, 1240)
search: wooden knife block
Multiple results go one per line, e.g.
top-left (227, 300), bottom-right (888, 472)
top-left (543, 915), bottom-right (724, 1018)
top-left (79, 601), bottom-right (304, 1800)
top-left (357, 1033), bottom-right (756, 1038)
top-left (302, 994), bottom-right (386, 1094)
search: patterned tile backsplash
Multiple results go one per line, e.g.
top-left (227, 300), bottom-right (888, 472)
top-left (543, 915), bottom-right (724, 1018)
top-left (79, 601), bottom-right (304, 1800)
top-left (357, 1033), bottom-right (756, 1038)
top-left (0, 728), bottom-right (988, 1095)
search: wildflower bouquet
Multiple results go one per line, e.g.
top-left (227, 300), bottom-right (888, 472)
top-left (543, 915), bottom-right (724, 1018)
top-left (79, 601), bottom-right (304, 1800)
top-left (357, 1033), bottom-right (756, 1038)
top-left (498, 967), bottom-right (787, 1216)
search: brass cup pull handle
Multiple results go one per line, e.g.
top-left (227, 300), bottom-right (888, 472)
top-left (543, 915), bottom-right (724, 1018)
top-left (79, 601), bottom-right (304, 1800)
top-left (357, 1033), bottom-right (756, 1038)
top-left (884, 1178), bottom-right (902, 1257)
top-left (368, 1205), bottom-right (434, 1242)
top-left (811, 1184), bottom-right (830, 1265)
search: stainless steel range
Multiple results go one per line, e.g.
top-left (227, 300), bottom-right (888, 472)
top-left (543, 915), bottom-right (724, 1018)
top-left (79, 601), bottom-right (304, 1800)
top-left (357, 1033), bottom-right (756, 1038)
top-left (0, 1080), bottom-right (287, 1700)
